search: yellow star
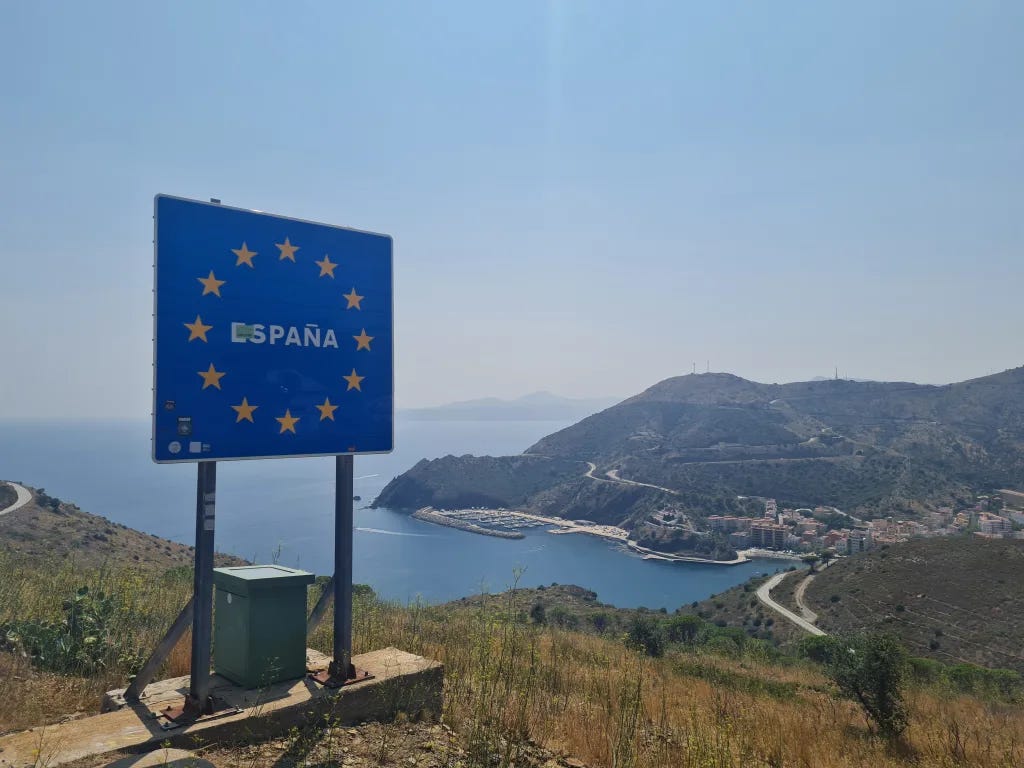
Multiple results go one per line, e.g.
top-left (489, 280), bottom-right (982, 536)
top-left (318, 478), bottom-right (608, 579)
top-left (316, 397), bottom-right (339, 421)
top-left (197, 270), bottom-right (225, 297)
top-left (276, 237), bottom-right (299, 262)
top-left (231, 397), bottom-right (258, 423)
top-left (315, 254), bottom-right (337, 278)
top-left (353, 328), bottom-right (373, 351)
top-left (343, 369), bottom-right (364, 391)
top-left (232, 242), bottom-right (257, 268)
top-left (343, 287), bottom-right (364, 310)
top-left (184, 315), bottom-right (212, 342)
top-left (197, 363), bottom-right (226, 390)
top-left (276, 409), bottom-right (300, 434)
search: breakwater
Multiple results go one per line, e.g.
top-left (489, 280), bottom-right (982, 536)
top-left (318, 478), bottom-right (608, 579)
top-left (412, 507), bottom-right (525, 539)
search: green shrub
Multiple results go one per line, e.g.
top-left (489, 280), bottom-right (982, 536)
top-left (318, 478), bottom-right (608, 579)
top-left (1, 586), bottom-right (142, 676)
top-left (664, 614), bottom-right (703, 645)
top-left (826, 633), bottom-right (908, 740)
top-left (626, 615), bottom-right (666, 657)
top-left (797, 635), bottom-right (840, 664)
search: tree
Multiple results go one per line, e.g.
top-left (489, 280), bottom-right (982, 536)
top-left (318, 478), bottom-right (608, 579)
top-left (529, 601), bottom-right (546, 625)
top-left (626, 615), bottom-right (666, 657)
top-left (826, 633), bottom-right (909, 740)
top-left (801, 553), bottom-right (821, 572)
top-left (665, 614), bottom-right (703, 645)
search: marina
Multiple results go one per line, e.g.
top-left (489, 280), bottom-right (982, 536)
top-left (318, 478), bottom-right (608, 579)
top-left (436, 508), bottom-right (549, 530)
top-left (419, 506), bottom-right (632, 544)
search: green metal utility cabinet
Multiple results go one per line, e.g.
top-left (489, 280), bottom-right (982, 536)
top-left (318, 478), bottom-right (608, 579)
top-left (213, 565), bottom-right (314, 688)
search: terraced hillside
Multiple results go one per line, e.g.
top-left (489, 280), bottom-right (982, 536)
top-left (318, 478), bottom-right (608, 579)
top-left (804, 536), bottom-right (1024, 672)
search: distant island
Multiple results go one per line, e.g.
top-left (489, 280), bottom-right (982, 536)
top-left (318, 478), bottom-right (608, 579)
top-left (376, 367), bottom-right (1024, 561)
top-left (400, 390), bottom-right (620, 422)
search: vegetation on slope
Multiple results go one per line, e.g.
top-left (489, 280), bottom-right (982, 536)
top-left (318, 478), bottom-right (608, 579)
top-left (689, 571), bottom-right (807, 647)
top-left (0, 483), bottom-right (16, 510)
top-left (805, 536), bottom-right (1024, 673)
top-left (0, 486), bottom-right (245, 570)
top-left (373, 454), bottom-right (582, 511)
top-left (3, 551), bottom-right (1024, 767)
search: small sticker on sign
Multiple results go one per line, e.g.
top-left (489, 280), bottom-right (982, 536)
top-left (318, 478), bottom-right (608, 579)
top-left (231, 322), bottom-right (256, 342)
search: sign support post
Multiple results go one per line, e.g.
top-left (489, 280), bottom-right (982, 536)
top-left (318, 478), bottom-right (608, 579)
top-left (333, 454), bottom-right (354, 679)
top-left (187, 460), bottom-right (216, 714)
top-left (310, 454), bottom-right (371, 686)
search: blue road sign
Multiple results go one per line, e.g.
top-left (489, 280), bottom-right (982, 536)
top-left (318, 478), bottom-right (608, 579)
top-left (153, 195), bottom-right (393, 462)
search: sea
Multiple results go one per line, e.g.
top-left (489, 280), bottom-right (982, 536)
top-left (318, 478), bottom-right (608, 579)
top-left (0, 417), bottom-right (787, 609)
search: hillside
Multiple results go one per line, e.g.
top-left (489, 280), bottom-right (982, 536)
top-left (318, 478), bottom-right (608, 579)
top-left (687, 536), bottom-right (1024, 674)
top-left (0, 484), bottom-right (245, 570)
top-left (3, 546), bottom-right (1023, 768)
top-left (375, 368), bottom-right (1024, 526)
top-left (804, 536), bottom-right (1024, 672)
top-left (0, 497), bottom-right (1021, 766)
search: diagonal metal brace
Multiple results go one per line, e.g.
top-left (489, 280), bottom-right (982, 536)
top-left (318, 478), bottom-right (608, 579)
top-left (123, 596), bottom-right (194, 704)
top-left (306, 575), bottom-right (334, 635)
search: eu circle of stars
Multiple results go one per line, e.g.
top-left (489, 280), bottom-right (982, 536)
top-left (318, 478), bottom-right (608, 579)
top-left (153, 195), bottom-right (393, 462)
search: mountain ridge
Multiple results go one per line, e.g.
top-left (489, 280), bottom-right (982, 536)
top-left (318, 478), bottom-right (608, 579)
top-left (375, 368), bottom-right (1024, 527)
top-left (401, 391), bottom-right (621, 422)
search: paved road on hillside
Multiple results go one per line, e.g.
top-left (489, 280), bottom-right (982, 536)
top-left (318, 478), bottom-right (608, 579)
top-left (604, 469), bottom-right (682, 496)
top-left (793, 572), bottom-right (819, 623)
top-left (584, 461), bottom-right (612, 481)
top-left (756, 570), bottom-right (826, 636)
top-left (0, 482), bottom-right (32, 517)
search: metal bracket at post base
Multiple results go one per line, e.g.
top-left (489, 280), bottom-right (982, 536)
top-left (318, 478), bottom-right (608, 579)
top-left (157, 695), bottom-right (241, 730)
top-left (309, 662), bottom-right (374, 689)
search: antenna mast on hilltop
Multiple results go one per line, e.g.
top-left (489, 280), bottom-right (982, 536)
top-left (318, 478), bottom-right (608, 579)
top-left (835, 366), bottom-right (838, 381)
top-left (692, 362), bottom-right (696, 374)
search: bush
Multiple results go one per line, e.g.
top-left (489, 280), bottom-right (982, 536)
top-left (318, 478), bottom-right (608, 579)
top-left (547, 606), bottom-right (580, 630)
top-left (907, 656), bottom-right (945, 685)
top-left (1, 586), bottom-right (142, 676)
top-left (948, 664), bottom-right (1022, 699)
top-left (626, 615), bottom-right (666, 657)
top-left (826, 633), bottom-right (909, 740)
top-left (664, 614), bottom-right (703, 645)
top-left (797, 635), bottom-right (840, 664)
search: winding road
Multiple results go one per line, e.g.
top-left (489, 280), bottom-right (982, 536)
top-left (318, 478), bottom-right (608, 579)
top-left (0, 481), bottom-right (32, 517)
top-left (755, 570), bottom-right (826, 636)
top-left (793, 571), bottom-right (819, 623)
top-left (604, 469), bottom-right (681, 496)
top-left (581, 460), bottom-right (835, 634)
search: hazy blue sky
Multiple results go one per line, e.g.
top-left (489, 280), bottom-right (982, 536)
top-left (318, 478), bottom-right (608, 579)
top-left (1, 2), bottom-right (1022, 418)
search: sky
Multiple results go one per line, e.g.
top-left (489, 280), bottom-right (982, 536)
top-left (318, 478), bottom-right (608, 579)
top-left (1, 1), bottom-right (1022, 418)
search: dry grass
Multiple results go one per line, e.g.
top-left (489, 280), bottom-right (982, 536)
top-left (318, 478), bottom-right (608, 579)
top-left (2, 556), bottom-right (1023, 766)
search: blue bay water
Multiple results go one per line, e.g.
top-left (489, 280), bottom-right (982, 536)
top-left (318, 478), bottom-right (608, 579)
top-left (0, 417), bottom-right (785, 609)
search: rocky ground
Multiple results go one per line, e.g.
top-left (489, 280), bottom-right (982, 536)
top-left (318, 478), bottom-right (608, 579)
top-left (64, 721), bottom-right (590, 768)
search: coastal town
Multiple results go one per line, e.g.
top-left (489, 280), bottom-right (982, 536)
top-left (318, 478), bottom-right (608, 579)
top-left (699, 488), bottom-right (1024, 555)
top-left (413, 486), bottom-right (1024, 565)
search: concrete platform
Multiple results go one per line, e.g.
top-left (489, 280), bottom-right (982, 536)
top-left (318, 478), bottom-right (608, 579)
top-left (0, 648), bottom-right (442, 768)
top-left (98, 748), bottom-right (213, 767)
